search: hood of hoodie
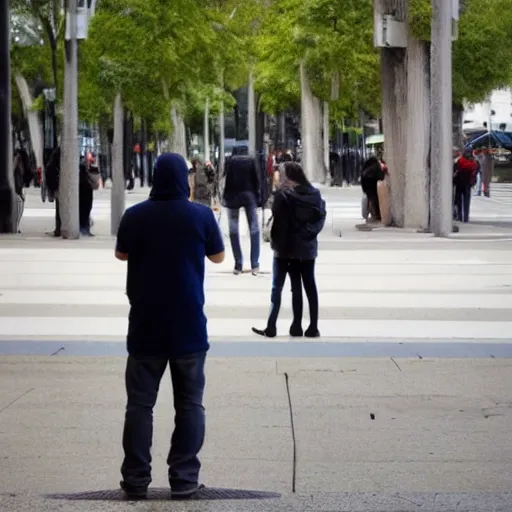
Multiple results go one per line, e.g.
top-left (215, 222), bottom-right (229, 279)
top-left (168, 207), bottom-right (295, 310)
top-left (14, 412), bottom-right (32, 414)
top-left (150, 153), bottom-right (190, 201)
top-left (284, 184), bottom-right (325, 223)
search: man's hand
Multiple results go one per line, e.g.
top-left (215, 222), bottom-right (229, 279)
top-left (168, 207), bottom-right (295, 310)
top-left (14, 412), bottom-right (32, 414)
top-left (115, 251), bottom-right (128, 261)
top-left (207, 251), bottom-right (225, 264)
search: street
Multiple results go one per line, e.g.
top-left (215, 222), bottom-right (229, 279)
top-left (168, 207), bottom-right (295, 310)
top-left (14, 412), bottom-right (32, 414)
top-left (0, 186), bottom-right (511, 511)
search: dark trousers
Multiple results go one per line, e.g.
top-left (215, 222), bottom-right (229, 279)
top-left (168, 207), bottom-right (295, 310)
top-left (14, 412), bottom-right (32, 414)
top-left (55, 198), bottom-right (61, 235)
top-left (79, 186), bottom-right (93, 233)
top-left (227, 194), bottom-right (260, 271)
top-left (121, 352), bottom-right (206, 491)
top-left (455, 183), bottom-right (471, 223)
top-left (267, 258), bottom-right (319, 330)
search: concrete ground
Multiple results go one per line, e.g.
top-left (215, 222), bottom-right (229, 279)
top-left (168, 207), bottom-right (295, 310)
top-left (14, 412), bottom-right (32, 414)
top-left (0, 186), bottom-right (511, 510)
top-left (0, 357), bottom-right (511, 511)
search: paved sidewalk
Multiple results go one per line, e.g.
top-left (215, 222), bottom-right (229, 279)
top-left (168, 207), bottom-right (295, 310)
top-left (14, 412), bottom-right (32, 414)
top-left (15, 185), bottom-right (512, 240)
top-left (0, 356), bottom-right (511, 511)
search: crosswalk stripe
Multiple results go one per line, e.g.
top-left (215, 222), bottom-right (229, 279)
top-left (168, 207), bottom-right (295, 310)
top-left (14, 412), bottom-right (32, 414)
top-left (1, 316), bottom-right (511, 341)
top-left (1, 244), bottom-right (512, 345)
top-left (0, 289), bottom-right (510, 309)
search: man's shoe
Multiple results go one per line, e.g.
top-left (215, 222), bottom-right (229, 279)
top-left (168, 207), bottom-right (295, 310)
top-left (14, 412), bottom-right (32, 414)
top-left (289, 324), bottom-right (303, 337)
top-left (120, 480), bottom-right (147, 500)
top-left (305, 327), bottom-right (320, 338)
top-left (233, 269), bottom-right (242, 275)
top-left (171, 483), bottom-right (205, 500)
top-left (252, 327), bottom-right (277, 338)
top-left (251, 267), bottom-right (260, 276)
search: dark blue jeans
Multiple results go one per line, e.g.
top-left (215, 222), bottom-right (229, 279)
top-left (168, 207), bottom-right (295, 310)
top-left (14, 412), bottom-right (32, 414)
top-left (455, 183), bottom-right (471, 223)
top-left (267, 258), bottom-right (318, 330)
top-left (121, 352), bottom-right (206, 491)
top-left (227, 195), bottom-right (260, 271)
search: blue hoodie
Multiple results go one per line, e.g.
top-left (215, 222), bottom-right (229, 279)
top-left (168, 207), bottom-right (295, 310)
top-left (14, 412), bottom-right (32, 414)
top-left (116, 153), bottom-right (225, 357)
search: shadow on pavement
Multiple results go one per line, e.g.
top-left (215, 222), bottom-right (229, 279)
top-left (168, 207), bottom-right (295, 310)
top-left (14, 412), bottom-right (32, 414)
top-left (47, 487), bottom-right (281, 501)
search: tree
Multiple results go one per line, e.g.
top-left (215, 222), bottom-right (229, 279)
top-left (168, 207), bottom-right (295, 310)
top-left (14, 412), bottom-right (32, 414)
top-left (252, 0), bottom-right (379, 180)
top-left (375, 0), bottom-right (512, 229)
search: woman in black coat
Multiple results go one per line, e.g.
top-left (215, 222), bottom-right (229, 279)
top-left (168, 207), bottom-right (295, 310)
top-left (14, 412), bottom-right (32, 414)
top-left (252, 162), bottom-right (326, 338)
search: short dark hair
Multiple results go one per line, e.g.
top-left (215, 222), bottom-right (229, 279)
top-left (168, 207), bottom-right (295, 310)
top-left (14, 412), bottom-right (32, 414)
top-left (284, 162), bottom-right (309, 186)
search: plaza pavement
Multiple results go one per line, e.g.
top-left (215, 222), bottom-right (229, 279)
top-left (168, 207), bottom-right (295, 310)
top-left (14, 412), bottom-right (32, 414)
top-left (0, 186), bottom-right (511, 511)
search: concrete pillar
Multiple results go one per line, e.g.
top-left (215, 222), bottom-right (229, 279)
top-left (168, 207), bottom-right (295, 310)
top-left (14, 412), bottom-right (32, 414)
top-left (60, 0), bottom-right (80, 239)
top-left (430, 0), bottom-right (453, 236)
top-left (111, 92), bottom-right (125, 235)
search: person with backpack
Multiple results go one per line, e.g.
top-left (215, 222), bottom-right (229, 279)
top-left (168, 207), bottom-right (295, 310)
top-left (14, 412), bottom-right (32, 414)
top-left (252, 162), bottom-right (326, 338)
top-left (192, 160), bottom-right (215, 207)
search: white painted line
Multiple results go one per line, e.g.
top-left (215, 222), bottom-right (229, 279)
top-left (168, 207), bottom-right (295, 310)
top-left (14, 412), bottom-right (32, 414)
top-left (1, 317), bottom-right (512, 340)
top-left (0, 290), bottom-right (511, 309)
top-left (1, 271), bottom-right (511, 291)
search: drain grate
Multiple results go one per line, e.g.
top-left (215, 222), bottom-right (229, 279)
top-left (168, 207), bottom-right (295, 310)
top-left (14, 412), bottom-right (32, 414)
top-left (48, 487), bottom-right (281, 501)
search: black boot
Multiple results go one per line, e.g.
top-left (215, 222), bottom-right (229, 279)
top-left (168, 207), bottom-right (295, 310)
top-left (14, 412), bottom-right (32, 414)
top-left (252, 327), bottom-right (277, 338)
top-left (305, 326), bottom-right (320, 338)
top-left (289, 323), bottom-right (303, 337)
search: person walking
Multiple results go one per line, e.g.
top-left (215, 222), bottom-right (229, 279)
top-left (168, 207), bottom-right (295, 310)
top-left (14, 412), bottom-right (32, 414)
top-left (252, 162), bottom-right (326, 338)
top-left (13, 150), bottom-right (26, 233)
top-left (480, 148), bottom-right (494, 198)
top-left (115, 153), bottom-right (225, 500)
top-left (45, 146), bottom-right (61, 237)
top-left (222, 154), bottom-right (261, 275)
top-left (79, 159), bottom-right (96, 236)
top-left (453, 148), bottom-right (478, 223)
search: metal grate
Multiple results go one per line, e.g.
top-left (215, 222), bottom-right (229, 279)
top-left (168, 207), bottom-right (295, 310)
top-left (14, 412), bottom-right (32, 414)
top-left (48, 487), bottom-right (281, 501)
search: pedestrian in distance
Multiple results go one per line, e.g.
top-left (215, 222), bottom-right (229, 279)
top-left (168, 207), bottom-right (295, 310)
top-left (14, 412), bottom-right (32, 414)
top-left (115, 152), bottom-right (225, 500)
top-left (222, 154), bottom-right (262, 275)
top-left (12, 149), bottom-right (27, 233)
top-left (253, 161), bottom-right (326, 339)
top-left (453, 148), bottom-right (478, 223)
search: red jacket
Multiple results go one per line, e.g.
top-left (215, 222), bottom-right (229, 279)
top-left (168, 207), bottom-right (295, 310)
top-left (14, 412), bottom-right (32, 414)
top-left (455, 157), bottom-right (477, 186)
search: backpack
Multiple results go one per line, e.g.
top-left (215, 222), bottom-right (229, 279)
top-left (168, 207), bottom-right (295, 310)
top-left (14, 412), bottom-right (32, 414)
top-left (193, 166), bottom-right (213, 206)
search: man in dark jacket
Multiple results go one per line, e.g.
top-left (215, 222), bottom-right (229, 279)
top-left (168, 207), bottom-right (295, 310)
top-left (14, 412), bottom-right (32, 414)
top-left (115, 153), bottom-right (225, 500)
top-left (222, 155), bottom-right (261, 275)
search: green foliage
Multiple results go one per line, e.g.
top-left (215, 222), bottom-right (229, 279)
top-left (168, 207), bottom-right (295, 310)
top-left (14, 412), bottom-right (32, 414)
top-left (453, 0), bottom-right (512, 105)
top-left (79, 0), bottom-right (239, 130)
top-left (408, 0), bottom-right (432, 41)
top-left (252, 0), bottom-right (380, 119)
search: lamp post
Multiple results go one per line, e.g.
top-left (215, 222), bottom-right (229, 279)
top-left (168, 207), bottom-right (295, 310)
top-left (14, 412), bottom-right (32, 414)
top-left (0, 0), bottom-right (13, 233)
top-left (60, 0), bottom-right (96, 239)
top-left (430, 0), bottom-right (453, 237)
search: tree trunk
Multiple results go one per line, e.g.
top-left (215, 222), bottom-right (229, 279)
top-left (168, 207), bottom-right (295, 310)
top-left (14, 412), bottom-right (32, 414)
top-left (111, 92), bottom-right (125, 235)
top-left (323, 101), bottom-right (330, 183)
top-left (278, 112), bottom-right (286, 147)
top-left (374, 0), bottom-right (408, 227)
top-left (204, 97), bottom-right (210, 162)
top-left (170, 104), bottom-right (187, 157)
top-left (248, 66), bottom-right (256, 155)
top-left (300, 62), bottom-right (324, 183)
top-left (219, 72), bottom-right (226, 175)
top-left (452, 103), bottom-right (464, 149)
top-left (404, 37), bottom-right (431, 230)
top-left (14, 74), bottom-right (43, 170)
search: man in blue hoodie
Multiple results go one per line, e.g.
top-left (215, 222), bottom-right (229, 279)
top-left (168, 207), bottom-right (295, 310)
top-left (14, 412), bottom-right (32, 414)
top-left (115, 153), bottom-right (225, 500)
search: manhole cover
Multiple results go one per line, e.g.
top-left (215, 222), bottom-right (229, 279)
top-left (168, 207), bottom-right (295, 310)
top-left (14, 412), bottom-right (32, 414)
top-left (49, 487), bottom-right (281, 501)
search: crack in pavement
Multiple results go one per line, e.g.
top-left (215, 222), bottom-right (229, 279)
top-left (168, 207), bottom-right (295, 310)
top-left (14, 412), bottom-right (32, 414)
top-left (284, 373), bottom-right (297, 494)
top-left (0, 388), bottom-right (34, 415)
